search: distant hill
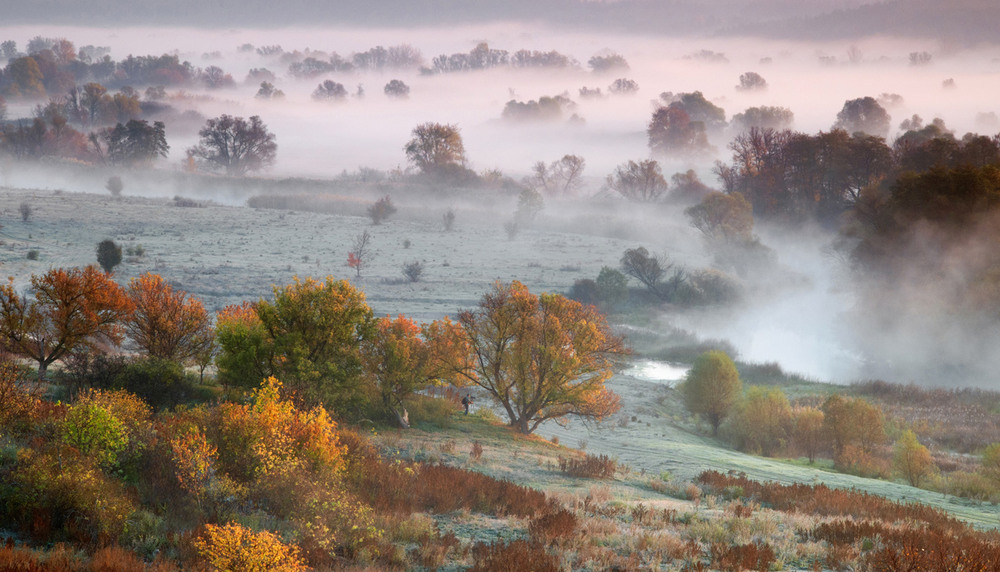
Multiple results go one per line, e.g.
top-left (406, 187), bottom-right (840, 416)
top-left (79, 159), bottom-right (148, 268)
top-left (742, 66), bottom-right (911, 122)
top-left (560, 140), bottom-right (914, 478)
top-left (3, 0), bottom-right (998, 45)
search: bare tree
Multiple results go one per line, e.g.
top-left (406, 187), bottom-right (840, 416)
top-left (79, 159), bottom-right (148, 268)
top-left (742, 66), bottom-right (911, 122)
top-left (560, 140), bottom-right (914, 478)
top-left (347, 230), bottom-right (373, 277)
top-left (606, 159), bottom-right (668, 202)
top-left (527, 154), bottom-right (586, 197)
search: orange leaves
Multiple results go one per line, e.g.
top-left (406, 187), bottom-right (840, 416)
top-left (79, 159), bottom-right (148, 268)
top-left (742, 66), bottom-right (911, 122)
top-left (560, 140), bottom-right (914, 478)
top-left (454, 281), bottom-right (626, 434)
top-left (125, 272), bottom-right (212, 361)
top-left (0, 267), bottom-right (132, 378)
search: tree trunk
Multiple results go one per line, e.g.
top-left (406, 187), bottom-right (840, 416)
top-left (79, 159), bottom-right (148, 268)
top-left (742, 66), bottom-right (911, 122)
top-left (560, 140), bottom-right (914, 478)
top-left (393, 407), bottom-right (410, 429)
top-left (37, 360), bottom-right (48, 382)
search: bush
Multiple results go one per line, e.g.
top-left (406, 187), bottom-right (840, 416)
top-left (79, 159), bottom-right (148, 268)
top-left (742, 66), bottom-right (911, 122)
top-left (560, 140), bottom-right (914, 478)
top-left (19, 202), bottom-right (32, 222)
top-left (402, 261), bottom-right (424, 283)
top-left (442, 208), bottom-right (455, 231)
top-left (106, 175), bottom-right (124, 197)
top-left (194, 522), bottom-right (306, 572)
top-left (26, 249), bottom-right (39, 260)
top-left (113, 358), bottom-right (193, 410)
top-left (471, 539), bottom-right (558, 572)
top-left (558, 453), bottom-right (616, 479)
top-left (368, 195), bottom-right (397, 224)
top-left (96, 239), bottom-right (122, 274)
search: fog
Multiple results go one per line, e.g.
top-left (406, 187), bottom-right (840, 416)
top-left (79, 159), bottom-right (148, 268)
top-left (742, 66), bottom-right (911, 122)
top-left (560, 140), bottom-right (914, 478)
top-left (3, 23), bottom-right (1000, 387)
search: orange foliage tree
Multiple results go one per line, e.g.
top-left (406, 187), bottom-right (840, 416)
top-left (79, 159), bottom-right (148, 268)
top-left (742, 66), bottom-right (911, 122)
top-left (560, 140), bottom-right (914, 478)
top-left (195, 522), bottom-right (306, 572)
top-left (440, 281), bottom-right (625, 434)
top-left (362, 314), bottom-right (466, 428)
top-left (125, 272), bottom-right (213, 362)
top-left (0, 267), bottom-right (133, 379)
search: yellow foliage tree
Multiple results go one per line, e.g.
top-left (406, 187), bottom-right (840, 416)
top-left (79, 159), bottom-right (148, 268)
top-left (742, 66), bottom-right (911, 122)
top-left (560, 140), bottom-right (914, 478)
top-left (194, 522), bottom-right (306, 572)
top-left (725, 386), bottom-right (791, 456)
top-left (894, 429), bottom-right (934, 487)
top-left (125, 272), bottom-right (213, 362)
top-left (793, 406), bottom-right (825, 463)
top-left (439, 281), bottom-right (625, 434)
top-left (680, 350), bottom-right (742, 436)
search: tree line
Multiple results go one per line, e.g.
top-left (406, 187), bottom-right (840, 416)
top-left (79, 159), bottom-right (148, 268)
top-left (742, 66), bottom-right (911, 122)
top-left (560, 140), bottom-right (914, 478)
top-left (0, 268), bottom-right (624, 434)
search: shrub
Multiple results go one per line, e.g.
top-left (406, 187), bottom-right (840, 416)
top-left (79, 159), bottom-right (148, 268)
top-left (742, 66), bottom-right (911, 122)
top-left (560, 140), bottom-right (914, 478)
top-left (61, 402), bottom-right (128, 468)
top-left (470, 539), bottom-right (558, 572)
top-left (368, 195), bottom-right (397, 224)
top-left (194, 522), bottom-right (306, 572)
top-left (19, 202), bottom-right (32, 222)
top-left (106, 175), bottom-right (124, 197)
top-left (113, 357), bottom-right (193, 410)
top-left (442, 208), bottom-right (456, 231)
top-left (529, 509), bottom-right (577, 544)
top-left (96, 239), bottom-right (123, 274)
top-left (470, 440), bottom-right (484, 460)
top-left (26, 249), bottom-right (39, 260)
top-left (402, 261), bottom-right (424, 283)
top-left (558, 453), bottom-right (616, 479)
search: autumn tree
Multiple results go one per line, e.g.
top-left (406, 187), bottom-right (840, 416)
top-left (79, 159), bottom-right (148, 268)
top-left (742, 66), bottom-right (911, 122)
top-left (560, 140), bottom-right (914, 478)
top-left (96, 239), bottom-right (122, 274)
top-left (362, 315), bottom-right (465, 428)
top-left (125, 273), bottom-right (213, 363)
top-left (0, 267), bottom-right (133, 379)
top-left (648, 106), bottom-right (711, 157)
top-left (403, 122), bottom-right (466, 177)
top-left (685, 192), bottom-right (754, 246)
top-left (680, 350), bottom-right (742, 435)
top-left (439, 281), bottom-right (625, 434)
top-left (606, 159), bottom-right (668, 202)
top-left (187, 114), bottom-right (277, 176)
top-left (793, 406), bottom-right (825, 464)
top-left (346, 230), bottom-right (373, 277)
top-left (893, 429), bottom-right (934, 487)
top-left (724, 386), bottom-right (792, 456)
top-left (821, 394), bottom-right (886, 460)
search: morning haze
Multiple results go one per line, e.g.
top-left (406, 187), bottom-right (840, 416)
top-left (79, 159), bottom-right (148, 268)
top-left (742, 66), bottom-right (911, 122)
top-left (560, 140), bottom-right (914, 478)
top-left (2, 1), bottom-right (1000, 569)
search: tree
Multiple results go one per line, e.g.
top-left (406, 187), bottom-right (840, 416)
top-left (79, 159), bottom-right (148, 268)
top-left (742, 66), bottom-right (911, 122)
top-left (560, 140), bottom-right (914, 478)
top-left (346, 230), bottom-right (373, 278)
top-left (403, 122), bottom-right (465, 176)
top-left (730, 106), bottom-right (794, 132)
top-left (96, 239), bottom-right (122, 274)
top-left (595, 267), bottom-right (628, 310)
top-left (214, 302), bottom-right (273, 390)
top-left (367, 196), bottom-right (397, 225)
top-left (893, 429), bottom-right (934, 487)
top-left (101, 119), bottom-right (169, 167)
top-left (736, 72), bottom-right (767, 91)
top-left (647, 106), bottom-right (711, 157)
top-left (19, 202), bottom-right (32, 222)
top-left (246, 276), bottom-right (375, 412)
top-left (608, 78), bottom-right (638, 95)
top-left (255, 81), bottom-right (284, 100)
top-left (680, 350), bottom-right (742, 435)
top-left (834, 96), bottom-right (890, 137)
top-left (0, 267), bottom-right (133, 380)
top-left (125, 273), bottom-right (213, 362)
top-left (725, 386), bottom-right (792, 456)
top-left (312, 80), bottom-right (347, 101)
top-left (438, 281), bottom-right (625, 434)
top-left (620, 247), bottom-right (686, 301)
top-left (793, 406), bottom-right (825, 464)
top-left (606, 159), bottom-right (668, 202)
top-left (685, 192), bottom-right (754, 245)
top-left (527, 155), bottom-right (585, 197)
top-left (821, 394), bottom-right (886, 459)
top-left (187, 114), bottom-right (277, 176)
top-left (384, 79), bottom-right (410, 98)
top-left (362, 315), bottom-right (463, 428)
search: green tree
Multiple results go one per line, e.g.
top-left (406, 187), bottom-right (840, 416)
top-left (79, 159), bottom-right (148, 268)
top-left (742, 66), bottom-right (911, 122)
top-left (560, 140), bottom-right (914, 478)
top-left (595, 266), bottom-right (628, 310)
top-left (102, 119), bottom-right (169, 166)
top-left (215, 277), bottom-right (375, 413)
top-left (893, 429), bottom-right (934, 487)
top-left (96, 239), bottom-right (122, 274)
top-left (680, 350), bottom-right (742, 435)
top-left (833, 96), bottom-right (890, 137)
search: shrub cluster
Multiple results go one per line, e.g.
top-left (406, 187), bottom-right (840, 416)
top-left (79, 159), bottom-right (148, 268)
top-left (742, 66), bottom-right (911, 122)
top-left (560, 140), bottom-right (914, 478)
top-left (558, 453), bottom-right (617, 479)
